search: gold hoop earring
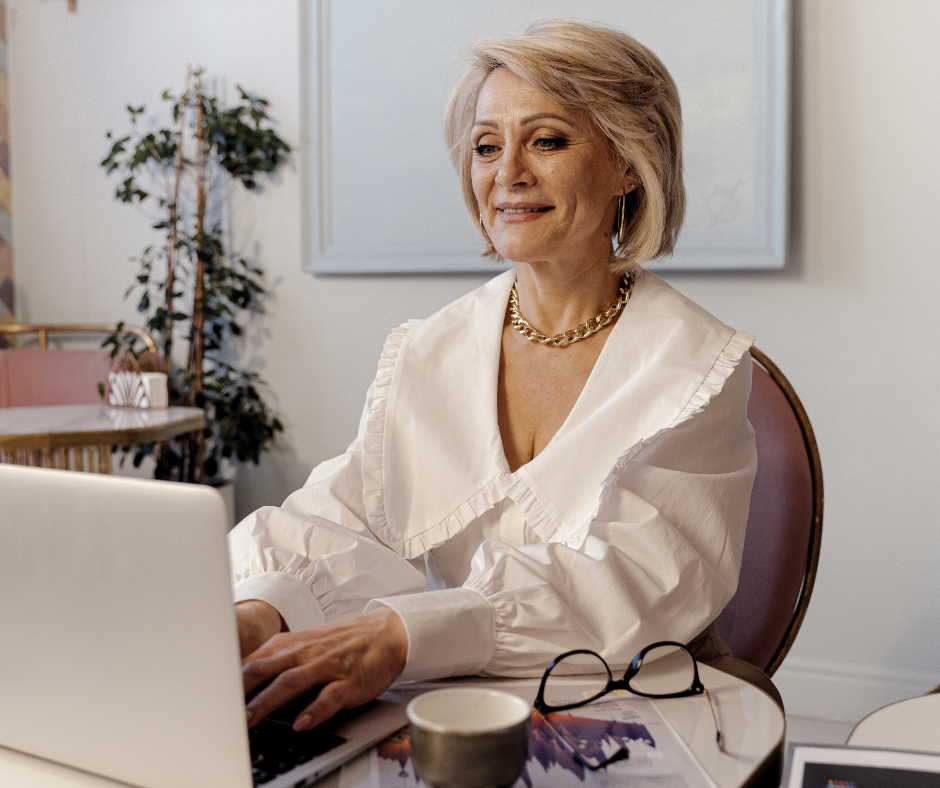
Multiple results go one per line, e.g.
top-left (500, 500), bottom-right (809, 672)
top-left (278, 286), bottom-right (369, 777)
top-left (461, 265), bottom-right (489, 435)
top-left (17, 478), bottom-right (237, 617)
top-left (616, 194), bottom-right (628, 247)
top-left (479, 213), bottom-right (495, 249)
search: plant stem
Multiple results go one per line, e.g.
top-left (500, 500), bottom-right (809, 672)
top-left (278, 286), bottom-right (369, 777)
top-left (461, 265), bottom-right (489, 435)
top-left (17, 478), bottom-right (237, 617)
top-left (164, 66), bottom-right (191, 373)
top-left (189, 71), bottom-right (208, 483)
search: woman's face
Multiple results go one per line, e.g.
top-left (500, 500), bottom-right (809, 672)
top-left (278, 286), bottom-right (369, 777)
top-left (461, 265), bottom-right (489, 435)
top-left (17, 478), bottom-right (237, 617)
top-left (471, 68), bottom-right (627, 268)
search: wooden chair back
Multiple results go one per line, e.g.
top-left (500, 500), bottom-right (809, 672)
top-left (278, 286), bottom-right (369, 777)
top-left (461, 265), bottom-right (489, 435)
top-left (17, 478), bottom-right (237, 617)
top-left (713, 347), bottom-right (824, 677)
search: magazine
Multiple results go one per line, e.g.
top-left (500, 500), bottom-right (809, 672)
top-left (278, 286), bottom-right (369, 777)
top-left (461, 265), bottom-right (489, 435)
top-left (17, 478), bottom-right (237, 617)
top-left (342, 684), bottom-right (719, 788)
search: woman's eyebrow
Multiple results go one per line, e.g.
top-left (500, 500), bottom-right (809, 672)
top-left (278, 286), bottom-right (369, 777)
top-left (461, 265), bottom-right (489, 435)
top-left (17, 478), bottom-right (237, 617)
top-left (472, 113), bottom-right (576, 130)
top-left (520, 112), bottom-right (574, 127)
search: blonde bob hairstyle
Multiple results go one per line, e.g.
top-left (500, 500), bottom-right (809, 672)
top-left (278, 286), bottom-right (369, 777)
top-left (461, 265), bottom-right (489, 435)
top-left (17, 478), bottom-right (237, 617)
top-left (443, 19), bottom-right (685, 272)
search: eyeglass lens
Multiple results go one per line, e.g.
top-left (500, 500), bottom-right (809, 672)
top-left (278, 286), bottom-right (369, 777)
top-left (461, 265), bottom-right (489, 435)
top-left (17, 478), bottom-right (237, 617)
top-left (631, 645), bottom-right (723, 749)
top-left (540, 651), bottom-right (610, 710)
top-left (628, 644), bottom-right (697, 696)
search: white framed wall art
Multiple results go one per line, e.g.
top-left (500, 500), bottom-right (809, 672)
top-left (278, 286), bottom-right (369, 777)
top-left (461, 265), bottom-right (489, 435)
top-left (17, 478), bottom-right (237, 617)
top-left (301, 0), bottom-right (790, 274)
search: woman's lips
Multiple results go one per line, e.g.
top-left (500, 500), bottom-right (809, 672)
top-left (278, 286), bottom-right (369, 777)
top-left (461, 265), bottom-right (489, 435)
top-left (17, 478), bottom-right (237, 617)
top-left (496, 204), bottom-right (553, 221)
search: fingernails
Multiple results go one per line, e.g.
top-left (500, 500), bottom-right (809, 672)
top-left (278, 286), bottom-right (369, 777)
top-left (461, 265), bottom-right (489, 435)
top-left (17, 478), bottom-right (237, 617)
top-left (293, 714), bottom-right (311, 731)
top-left (246, 709), bottom-right (254, 727)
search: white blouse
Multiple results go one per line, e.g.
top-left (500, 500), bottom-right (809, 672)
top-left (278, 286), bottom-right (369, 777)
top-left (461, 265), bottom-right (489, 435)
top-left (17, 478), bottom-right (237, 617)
top-left (229, 269), bottom-right (757, 682)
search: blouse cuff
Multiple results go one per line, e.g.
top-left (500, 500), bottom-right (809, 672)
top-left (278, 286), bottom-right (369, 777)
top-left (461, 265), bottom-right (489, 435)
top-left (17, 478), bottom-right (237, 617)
top-left (233, 571), bottom-right (326, 632)
top-left (367, 587), bottom-right (495, 682)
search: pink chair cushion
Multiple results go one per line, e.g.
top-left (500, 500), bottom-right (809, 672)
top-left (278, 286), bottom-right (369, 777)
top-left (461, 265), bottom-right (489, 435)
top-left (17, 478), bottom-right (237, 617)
top-left (713, 362), bottom-right (814, 671)
top-left (0, 348), bottom-right (114, 407)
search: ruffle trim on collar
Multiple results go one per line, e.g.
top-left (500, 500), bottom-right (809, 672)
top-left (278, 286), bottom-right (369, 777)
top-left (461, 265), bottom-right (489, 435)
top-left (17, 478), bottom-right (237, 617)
top-left (557, 329), bottom-right (755, 550)
top-left (367, 469), bottom-right (566, 560)
top-left (362, 319), bottom-right (421, 551)
top-left (676, 330), bottom-right (754, 425)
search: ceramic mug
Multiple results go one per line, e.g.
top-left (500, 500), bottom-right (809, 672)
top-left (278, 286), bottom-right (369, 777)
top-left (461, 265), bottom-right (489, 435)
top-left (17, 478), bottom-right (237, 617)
top-left (406, 687), bottom-right (531, 788)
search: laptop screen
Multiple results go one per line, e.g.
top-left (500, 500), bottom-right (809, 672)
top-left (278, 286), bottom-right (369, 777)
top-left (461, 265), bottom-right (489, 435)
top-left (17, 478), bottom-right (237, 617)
top-left (0, 465), bottom-right (253, 788)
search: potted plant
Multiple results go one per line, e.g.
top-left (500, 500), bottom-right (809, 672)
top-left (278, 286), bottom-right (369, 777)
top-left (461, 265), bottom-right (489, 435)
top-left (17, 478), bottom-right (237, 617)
top-left (101, 69), bottom-right (289, 484)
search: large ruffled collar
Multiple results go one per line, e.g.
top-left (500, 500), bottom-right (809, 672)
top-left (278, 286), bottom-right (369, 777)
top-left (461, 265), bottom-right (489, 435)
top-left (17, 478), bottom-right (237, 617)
top-left (362, 269), bottom-right (753, 559)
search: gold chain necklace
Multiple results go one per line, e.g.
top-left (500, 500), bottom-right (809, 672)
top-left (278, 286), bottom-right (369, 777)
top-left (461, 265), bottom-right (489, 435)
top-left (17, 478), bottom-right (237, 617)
top-left (509, 273), bottom-right (634, 347)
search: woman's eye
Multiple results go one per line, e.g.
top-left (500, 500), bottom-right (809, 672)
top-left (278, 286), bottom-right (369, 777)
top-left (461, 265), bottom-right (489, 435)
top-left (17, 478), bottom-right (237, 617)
top-left (534, 137), bottom-right (567, 151)
top-left (473, 144), bottom-right (499, 158)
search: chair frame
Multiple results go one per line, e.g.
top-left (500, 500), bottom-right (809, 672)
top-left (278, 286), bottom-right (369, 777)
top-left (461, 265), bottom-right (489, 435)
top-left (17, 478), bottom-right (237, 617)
top-left (749, 346), bottom-right (824, 676)
top-left (0, 323), bottom-right (158, 354)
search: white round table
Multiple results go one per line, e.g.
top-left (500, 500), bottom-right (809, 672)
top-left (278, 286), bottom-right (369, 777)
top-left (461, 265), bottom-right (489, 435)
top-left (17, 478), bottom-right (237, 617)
top-left (0, 661), bottom-right (785, 788)
top-left (847, 693), bottom-right (940, 753)
top-left (0, 404), bottom-right (205, 472)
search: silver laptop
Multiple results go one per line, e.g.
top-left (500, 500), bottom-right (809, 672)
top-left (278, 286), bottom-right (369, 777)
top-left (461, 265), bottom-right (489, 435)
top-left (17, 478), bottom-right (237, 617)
top-left (0, 464), bottom-right (406, 788)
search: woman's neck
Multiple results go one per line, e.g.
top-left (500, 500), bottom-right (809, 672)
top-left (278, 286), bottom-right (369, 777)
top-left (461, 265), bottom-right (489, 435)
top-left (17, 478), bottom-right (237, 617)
top-left (512, 257), bottom-right (623, 338)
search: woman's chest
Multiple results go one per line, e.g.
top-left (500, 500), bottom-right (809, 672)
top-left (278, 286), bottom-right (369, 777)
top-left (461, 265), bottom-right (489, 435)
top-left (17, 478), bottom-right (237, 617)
top-left (496, 325), bottom-right (609, 471)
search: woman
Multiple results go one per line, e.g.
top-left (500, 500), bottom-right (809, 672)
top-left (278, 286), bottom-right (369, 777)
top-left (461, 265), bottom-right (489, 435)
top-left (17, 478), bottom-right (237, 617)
top-left (233, 19), bottom-right (773, 733)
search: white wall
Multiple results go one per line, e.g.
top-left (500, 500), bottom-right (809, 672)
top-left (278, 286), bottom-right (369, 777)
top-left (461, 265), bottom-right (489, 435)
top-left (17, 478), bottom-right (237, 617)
top-left (8, 0), bottom-right (939, 721)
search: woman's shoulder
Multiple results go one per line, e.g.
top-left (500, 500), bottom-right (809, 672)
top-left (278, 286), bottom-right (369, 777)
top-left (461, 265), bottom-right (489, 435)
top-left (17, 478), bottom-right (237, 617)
top-left (621, 269), bottom-right (755, 416)
top-left (630, 269), bottom-right (735, 333)
top-left (598, 268), bottom-right (753, 372)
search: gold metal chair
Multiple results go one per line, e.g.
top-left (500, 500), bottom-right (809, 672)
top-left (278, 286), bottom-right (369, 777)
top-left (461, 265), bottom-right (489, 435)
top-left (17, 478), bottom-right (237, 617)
top-left (0, 323), bottom-right (157, 352)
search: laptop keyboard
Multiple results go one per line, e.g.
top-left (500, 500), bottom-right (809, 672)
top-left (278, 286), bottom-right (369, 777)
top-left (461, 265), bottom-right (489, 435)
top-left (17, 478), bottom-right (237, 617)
top-left (247, 689), bottom-right (355, 786)
top-left (249, 718), bottom-right (345, 785)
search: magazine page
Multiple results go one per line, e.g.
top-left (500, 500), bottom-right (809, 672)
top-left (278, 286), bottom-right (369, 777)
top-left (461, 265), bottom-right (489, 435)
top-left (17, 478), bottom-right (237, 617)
top-left (358, 684), bottom-right (718, 788)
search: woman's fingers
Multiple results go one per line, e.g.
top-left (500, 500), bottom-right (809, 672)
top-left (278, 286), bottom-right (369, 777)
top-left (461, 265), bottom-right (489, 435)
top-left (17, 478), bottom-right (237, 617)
top-left (294, 681), bottom-right (350, 731)
top-left (241, 606), bottom-right (408, 730)
top-left (242, 645), bottom-right (307, 697)
top-left (245, 662), bottom-right (325, 728)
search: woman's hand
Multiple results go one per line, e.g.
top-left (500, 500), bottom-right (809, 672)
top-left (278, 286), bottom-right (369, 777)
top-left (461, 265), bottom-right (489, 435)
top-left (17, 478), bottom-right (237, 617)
top-left (236, 599), bottom-right (285, 658)
top-left (242, 605), bottom-right (408, 732)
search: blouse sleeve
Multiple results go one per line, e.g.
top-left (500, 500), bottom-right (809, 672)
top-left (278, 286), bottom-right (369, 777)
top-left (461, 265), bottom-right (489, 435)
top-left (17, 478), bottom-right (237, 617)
top-left (228, 390), bottom-right (427, 632)
top-left (369, 354), bottom-right (756, 680)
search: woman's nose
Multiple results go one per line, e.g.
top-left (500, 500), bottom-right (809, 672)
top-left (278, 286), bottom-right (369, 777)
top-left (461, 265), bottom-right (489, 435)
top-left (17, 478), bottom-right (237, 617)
top-left (496, 144), bottom-right (535, 189)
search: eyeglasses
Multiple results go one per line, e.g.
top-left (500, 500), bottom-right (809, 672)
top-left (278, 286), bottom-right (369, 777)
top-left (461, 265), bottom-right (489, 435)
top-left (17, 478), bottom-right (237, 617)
top-left (533, 641), bottom-right (723, 771)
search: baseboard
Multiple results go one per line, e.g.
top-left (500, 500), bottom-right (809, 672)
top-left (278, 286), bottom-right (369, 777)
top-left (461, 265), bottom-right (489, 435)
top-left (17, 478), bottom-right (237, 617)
top-left (773, 656), bottom-right (938, 722)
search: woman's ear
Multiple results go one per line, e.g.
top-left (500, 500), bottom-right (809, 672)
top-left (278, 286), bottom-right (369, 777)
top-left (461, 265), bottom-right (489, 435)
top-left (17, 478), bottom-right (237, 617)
top-left (618, 167), bottom-right (638, 196)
